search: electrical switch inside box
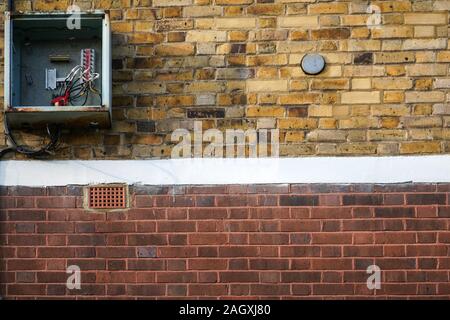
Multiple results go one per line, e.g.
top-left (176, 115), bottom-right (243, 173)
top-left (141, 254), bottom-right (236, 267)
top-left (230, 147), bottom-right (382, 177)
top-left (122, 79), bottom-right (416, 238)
top-left (4, 11), bottom-right (111, 129)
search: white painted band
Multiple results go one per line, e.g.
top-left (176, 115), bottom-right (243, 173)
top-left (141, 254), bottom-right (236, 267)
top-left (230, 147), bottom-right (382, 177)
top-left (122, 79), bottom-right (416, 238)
top-left (1, 156), bottom-right (450, 186)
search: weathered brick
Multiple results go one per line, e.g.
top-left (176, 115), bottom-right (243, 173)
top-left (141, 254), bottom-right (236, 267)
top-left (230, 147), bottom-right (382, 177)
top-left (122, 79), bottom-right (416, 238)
top-left (184, 6), bottom-right (222, 17)
top-left (153, 0), bottom-right (191, 6)
top-left (341, 92), bottom-right (381, 104)
top-left (155, 43), bottom-right (195, 56)
top-left (216, 18), bottom-right (256, 29)
top-left (405, 92), bottom-right (445, 103)
top-left (311, 28), bottom-right (350, 40)
top-left (278, 16), bottom-right (318, 28)
top-left (373, 26), bottom-right (413, 39)
top-left (186, 30), bottom-right (227, 42)
top-left (404, 13), bottom-right (448, 25)
top-left (247, 80), bottom-right (288, 92)
top-left (400, 142), bottom-right (441, 154)
top-left (403, 39), bottom-right (447, 50)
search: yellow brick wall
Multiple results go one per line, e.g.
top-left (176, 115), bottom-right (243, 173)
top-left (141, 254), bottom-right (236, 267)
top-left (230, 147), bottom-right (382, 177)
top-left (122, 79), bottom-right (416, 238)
top-left (1, 0), bottom-right (450, 159)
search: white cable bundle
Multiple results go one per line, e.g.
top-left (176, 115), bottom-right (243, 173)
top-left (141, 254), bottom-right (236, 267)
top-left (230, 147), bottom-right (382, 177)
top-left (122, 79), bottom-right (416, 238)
top-left (50, 50), bottom-right (101, 106)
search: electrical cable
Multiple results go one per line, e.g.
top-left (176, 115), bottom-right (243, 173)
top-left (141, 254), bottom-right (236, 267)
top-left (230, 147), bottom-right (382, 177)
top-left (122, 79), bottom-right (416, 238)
top-left (51, 62), bottom-right (101, 106)
top-left (0, 27), bottom-right (63, 159)
top-left (81, 91), bottom-right (89, 106)
top-left (1, 50), bottom-right (100, 158)
top-left (1, 117), bottom-right (62, 159)
top-left (0, 147), bottom-right (15, 158)
top-left (7, 0), bottom-right (14, 12)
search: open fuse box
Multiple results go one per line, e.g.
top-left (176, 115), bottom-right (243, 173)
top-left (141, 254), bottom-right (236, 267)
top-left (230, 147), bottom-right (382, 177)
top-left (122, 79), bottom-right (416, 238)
top-left (4, 11), bottom-right (111, 128)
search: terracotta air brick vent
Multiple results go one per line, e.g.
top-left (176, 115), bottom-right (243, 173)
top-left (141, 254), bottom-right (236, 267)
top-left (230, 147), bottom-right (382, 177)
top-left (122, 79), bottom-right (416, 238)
top-left (88, 185), bottom-right (127, 209)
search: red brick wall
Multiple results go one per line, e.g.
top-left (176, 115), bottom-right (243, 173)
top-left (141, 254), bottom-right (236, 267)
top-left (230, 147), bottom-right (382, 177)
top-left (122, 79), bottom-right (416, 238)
top-left (1, 183), bottom-right (450, 299)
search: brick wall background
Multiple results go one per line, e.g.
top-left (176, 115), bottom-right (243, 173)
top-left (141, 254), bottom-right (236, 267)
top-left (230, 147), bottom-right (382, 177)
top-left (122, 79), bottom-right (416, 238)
top-left (1, 183), bottom-right (450, 299)
top-left (1, 0), bottom-right (450, 159)
top-left (2, 0), bottom-right (450, 301)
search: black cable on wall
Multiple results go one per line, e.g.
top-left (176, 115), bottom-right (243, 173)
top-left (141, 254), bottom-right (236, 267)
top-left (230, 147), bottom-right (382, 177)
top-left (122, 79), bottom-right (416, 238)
top-left (8, 0), bottom-right (14, 12)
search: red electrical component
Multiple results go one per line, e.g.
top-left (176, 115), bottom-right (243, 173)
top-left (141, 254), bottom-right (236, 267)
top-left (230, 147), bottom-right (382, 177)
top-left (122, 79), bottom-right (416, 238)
top-left (51, 90), bottom-right (70, 106)
top-left (81, 48), bottom-right (95, 82)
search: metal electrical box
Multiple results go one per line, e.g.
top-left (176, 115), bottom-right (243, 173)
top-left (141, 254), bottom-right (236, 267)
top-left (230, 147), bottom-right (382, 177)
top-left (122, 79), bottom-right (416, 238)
top-left (4, 11), bottom-right (112, 128)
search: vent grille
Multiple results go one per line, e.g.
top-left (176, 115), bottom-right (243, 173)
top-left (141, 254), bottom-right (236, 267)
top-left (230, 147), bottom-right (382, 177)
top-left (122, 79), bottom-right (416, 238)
top-left (88, 186), bottom-right (126, 209)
